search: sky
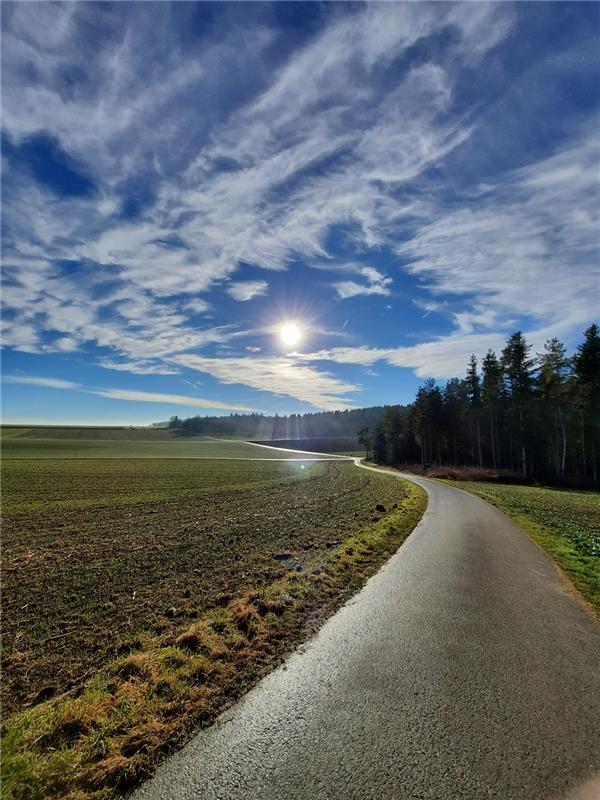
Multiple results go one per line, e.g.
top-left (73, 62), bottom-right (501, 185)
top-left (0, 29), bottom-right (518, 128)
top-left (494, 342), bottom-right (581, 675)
top-left (1, 1), bottom-right (599, 425)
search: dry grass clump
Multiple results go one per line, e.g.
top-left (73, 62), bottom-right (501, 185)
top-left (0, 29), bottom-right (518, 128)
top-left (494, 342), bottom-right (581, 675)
top-left (229, 599), bottom-right (261, 637)
top-left (113, 653), bottom-right (155, 682)
top-left (2, 482), bottom-right (426, 800)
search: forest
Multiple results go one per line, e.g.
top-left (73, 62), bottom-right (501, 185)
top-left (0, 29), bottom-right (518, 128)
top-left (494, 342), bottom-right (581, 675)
top-left (365, 325), bottom-right (600, 486)
top-left (168, 405), bottom-right (389, 441)
top-left (171, 324), bottom-right (599, 487)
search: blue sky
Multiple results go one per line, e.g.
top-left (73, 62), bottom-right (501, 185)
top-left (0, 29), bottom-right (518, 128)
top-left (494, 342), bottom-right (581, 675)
top-left (1, 1), bottom-right (598, 424)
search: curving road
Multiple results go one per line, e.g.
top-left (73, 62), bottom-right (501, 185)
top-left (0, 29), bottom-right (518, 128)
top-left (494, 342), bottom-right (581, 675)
top-left (132, 465), bottom-right (600, 800)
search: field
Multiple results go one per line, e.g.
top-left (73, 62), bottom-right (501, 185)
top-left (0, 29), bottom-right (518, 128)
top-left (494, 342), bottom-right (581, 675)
top-left (1, 431), bottom-right (426, 799)
top-left (1, 426), bottom-right (343, 459)
top-left (452, 482), bottom-right (600, 612)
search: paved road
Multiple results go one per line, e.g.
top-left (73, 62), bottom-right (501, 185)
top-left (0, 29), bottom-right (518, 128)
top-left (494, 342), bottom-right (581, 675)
top-left (132, 467), bottom-right (600, 800)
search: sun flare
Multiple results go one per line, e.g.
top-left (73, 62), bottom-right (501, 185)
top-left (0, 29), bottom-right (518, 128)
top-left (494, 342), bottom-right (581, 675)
top-left (280, 322), bottom-right (303, 348)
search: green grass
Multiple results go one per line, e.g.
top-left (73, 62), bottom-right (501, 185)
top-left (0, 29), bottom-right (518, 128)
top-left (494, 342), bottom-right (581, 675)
top-left (0, 426), bottom-right (342, 460)
top-left (450, 482), bottom-right (600, 612)
top-left (1, 452), bottom-right (426, 799)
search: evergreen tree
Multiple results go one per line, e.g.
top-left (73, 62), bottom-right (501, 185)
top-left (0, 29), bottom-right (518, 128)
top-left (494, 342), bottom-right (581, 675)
top-left (442, 378), bottom-right (469, 465)
top-left (538, 338), bottom-right (571, 477)
top-left (573, 324), bottom-right (600, 482)
top-left (465, 355), bottom-right (483, 467)
top-left (372, 422), bottom-right (387, 463)
top-left (501, 332), bottom-right (537, 476)
top-left (413, 379), bottom-right (443, 464)
top-left (382, 406), bottom-right (405, 464)
top-left (482, 350), bottom-right (502, 469)
top-left (358, 426), bottom-right (372, 460)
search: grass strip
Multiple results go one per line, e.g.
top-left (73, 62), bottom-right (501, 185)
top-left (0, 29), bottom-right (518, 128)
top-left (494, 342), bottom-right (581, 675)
top-left (1, 481), bottom-right (426, 800)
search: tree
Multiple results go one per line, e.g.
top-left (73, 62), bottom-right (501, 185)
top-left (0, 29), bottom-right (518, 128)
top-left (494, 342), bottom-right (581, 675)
top-left (538, 338), bottom-right (571, 477)
top-left (482, 350), bottom-right (502, 469)
top-left (372, 422), bottom-right (387, 464)
top-left (573, 323), bottom-right (600, 482)
top-left (412, 379), bottom-right (443, 464)
top-left (358, 426), bottom-right (372, 460)
top-left (442, 378), bottom-right (469, 465)
top-left (465, 355), bottom-right (483, 467)
top-left (382, 406), bottom-right (405, 463)
top-left (502, 332), bottom-right (537, 477)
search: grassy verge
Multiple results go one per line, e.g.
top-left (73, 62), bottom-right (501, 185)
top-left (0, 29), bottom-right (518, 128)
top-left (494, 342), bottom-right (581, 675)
top-left (448, 481), bottom-right (600, 613)
top-left (1, 481), bottom-right (426, 800)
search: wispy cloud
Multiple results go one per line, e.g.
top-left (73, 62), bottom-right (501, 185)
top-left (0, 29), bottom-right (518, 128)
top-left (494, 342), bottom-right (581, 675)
top-left (397, 126), bottom-right (600, 336)
top-left (333, 266), bottom-right (392, 299)
top-left (172, 354), bottom-right (359, 410)
top-left (226, 280), bottom-right (269, 302)
top-left (2, 374), bottom-right (255, 412)
top-left (1, 2), bottom-right (513, 373)
top-left (2, 375), bottom-right (81, 390)
top-left (98, 360), bottom-right (181, 376)
top-left (298, 319), bottom-right (577, 381)
top-left (2, 1), bottom-right (596, 412)
top-left (92, 388), bottom-right (255, 412)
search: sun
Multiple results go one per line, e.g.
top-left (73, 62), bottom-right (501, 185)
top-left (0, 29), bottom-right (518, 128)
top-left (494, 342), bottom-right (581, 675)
top-left (280, 322), bottom-right (303, 348)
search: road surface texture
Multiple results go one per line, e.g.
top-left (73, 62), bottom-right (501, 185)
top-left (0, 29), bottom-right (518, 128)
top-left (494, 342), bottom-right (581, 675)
top-left (132, 467), bottom-right (600, 800)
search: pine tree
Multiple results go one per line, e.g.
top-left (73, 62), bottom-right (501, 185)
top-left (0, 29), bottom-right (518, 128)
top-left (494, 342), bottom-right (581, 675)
top-left (358, 426), bottom-right (372, 460)
top-left (465, 355), bottom-right (483, 467)
top-left (573, 323), bottom-right (600, 482)
top-left (442, 379), bottom-right (469, 466)
top-left (538, 338), bottom-right (571, 477)
top-left (501, 332), bottom-right (537, 477)
top-left (482, 350), bottom-right (502, 469)
top-left (382, 406), bottom-right (405, 464)
top-left (372, 422), bottom-right (387, 464)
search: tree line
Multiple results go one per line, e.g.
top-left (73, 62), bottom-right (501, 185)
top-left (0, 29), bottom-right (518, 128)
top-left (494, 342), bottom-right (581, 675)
top-left (169, 405), bottom-right (389, 440)
top-left (362, 325), bottom-right (600, 486)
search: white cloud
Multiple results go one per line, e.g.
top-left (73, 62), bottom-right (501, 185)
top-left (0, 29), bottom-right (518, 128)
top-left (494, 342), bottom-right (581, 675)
top-left (98, 360), bottom-right (181, 376)
top-left (333, 281), bottom-right (391, 300)
top-left (333, 264), bottom-right (392, 299)
top-left (91, 388), bottom-right (254, 412)
top-left (183, 298), bottom-right (211, 315)
top-left (298, 317), bottom-right (581, 381)
top-left (1, 1), bottom-right (513, 379)
top-left (2, 375), bottom-right (81, 390)
top-left (172, 353), bottom-right (359, 410)
top-left (397, 127), bottom-right (600, 335)
top-left (6, 1), bottom-right (595, 407)
top-left (2, 373), bottom-right (255, 412)
top-left (226, 280), bottom-right (269, 302)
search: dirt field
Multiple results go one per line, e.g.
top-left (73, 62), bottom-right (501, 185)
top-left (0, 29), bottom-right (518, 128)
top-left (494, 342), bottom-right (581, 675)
top-left (2, 457), bottom-right (409, 714)
top-left (1, 430), bottom-right (429, 799)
